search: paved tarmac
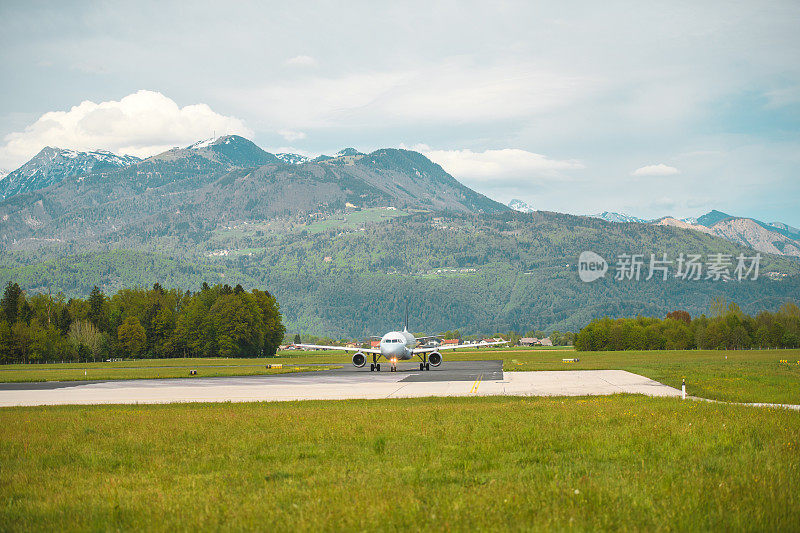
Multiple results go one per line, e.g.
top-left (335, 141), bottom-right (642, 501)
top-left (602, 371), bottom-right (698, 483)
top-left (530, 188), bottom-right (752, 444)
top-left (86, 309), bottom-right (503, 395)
top-left (0, 361), bottom-right (682, 407)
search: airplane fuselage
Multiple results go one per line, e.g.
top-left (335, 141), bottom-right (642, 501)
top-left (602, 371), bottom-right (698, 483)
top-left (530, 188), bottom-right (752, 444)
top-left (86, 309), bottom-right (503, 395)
top-left (380, 330), bottom-right (417, 360)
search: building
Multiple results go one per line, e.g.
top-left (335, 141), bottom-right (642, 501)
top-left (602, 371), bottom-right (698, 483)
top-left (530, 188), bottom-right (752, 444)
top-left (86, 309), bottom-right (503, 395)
top-left (519, 337), bottom-right (554, 347)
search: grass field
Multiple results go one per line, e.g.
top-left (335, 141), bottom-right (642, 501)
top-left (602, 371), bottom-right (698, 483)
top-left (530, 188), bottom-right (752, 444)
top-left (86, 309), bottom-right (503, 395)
top-left (304, 207), bottom-right (409, 233)
top-left (0, 360), bottom-right (338, 382)
top-left (3, 347), bottom-right (799, 405)
top-left (1, 396), bottom-right (798, 531)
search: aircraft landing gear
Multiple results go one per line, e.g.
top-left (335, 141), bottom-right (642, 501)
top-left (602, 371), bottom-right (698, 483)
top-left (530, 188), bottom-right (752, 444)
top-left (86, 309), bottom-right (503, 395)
top-left (370, 355), bottom-right (381, 372)
top-left (417, 353), bottom-right (431, 371)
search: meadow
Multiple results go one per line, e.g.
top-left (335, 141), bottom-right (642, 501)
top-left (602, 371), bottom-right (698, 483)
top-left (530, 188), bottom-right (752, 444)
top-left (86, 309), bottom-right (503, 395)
top-left (0, 360), bottom-right (338, 382)
top-left (1, 395), bottom-right (798, 531)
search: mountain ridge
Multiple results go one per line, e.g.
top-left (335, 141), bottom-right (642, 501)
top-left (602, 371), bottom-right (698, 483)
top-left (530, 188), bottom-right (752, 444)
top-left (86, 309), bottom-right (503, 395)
top-left (0, 146), bottom-right (141, 200)
top-left (591, 209), bottom-right (800, 258)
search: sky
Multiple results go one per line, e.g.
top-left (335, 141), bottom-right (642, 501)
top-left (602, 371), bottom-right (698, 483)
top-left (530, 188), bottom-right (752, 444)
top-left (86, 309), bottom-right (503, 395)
top-left (1, 1), bottom-right (799, 225)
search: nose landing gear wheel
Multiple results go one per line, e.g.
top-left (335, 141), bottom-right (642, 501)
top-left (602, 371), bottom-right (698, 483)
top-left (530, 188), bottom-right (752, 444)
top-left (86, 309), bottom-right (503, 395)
top-left (376, 364), bottom-right (381, 371)
top-left (370, 363), bottom-right (375, 371)
top-left (425, 363), bottom-right (430, 371)
top-left (419, 362), bottom-right (424, 371)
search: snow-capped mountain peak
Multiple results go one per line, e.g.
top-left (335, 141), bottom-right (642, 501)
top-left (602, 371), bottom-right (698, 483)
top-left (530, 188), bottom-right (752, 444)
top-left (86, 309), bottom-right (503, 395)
top-left (589, 211), bottom-right (649, 224)
top-left (0, 147), bottom-right (141, 200)
top-left (276, 153), bottom-right (311, 165)
top-left (508, 199), bottom-right (535, 213)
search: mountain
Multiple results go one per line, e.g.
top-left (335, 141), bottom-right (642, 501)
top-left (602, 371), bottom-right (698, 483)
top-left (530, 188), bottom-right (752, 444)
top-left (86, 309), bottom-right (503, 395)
top-left (654, 210), bottom-right (800, 258)
top-left (590, 207), bottom-right (800, 258)
top-left (706, 218), bottom-right (800, 258)
top-left (589, 211), bottom-right (650, 224)
top-left (335, 148), bottom-right (364, 157)
top-left (0, 169), bottom-right (8, 182)
top-left (697, 209), bottom-right (732, 227)
top-left (508, 199), bottom-right (535, 213)
top-left (2, 211), bottom-right (798, 338)
top-left (178, 135), bottom-right (281, 167)
top-left (275, 153), bottom-right (310, 165)
top-left (767, 221), bottom-right (800, 240)
top-left (0, 142), bottom-right (507, 246)
top-left (653, 217), bottom-right (714, 236)
top-left (0, 147), bottom-right (140, 200)
top-left (1, 136), bottom-right (798, 337)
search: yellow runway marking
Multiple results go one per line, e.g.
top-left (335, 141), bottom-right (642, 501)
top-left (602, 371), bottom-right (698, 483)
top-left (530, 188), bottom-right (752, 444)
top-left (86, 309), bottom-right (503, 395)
top-left (470, 373), bottom-right (484, 393)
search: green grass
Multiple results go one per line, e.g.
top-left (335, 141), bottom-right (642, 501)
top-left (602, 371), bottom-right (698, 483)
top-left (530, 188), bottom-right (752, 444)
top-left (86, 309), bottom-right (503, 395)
top-left (0, 359), bottom-right (338, 382)
top-left (1, 396), bottom-right (798, 531)
top-left (304, 207), bottom-right (408, 233)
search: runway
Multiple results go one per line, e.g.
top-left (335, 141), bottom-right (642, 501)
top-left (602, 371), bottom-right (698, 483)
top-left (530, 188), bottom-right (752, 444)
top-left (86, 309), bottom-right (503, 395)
top-left (0, 361), bottom-right (682, 407)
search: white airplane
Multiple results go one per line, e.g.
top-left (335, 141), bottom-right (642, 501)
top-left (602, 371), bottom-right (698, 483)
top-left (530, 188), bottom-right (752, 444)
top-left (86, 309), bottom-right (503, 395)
top-left (296, 314), bottom-right (508, 372)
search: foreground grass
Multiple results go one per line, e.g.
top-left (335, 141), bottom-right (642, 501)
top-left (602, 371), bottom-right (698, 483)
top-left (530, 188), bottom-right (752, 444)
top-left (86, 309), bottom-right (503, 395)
top-left (0, 360), bottom-right (338, 382)
top-left (1, 396), bottom-right (798, 531)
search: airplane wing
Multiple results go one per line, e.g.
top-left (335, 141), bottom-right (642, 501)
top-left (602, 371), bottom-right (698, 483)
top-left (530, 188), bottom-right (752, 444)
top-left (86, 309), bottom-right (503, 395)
top-left (415, 335), bottom-right (443, 344)
top-left (294, 344), bottom-right (382, 354)
top-left (412, 340), bottom-right (508, 353)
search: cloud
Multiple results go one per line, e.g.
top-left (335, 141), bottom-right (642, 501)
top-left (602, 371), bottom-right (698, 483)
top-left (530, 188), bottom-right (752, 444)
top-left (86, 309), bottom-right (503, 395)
top-left (226, 62), bottom-right (595, 129)
top-left (285, 55), bottom-right (317, 67)
top-left (278, 129), bottom-right (307, 142)
top-left (631, 164), bottom-right (680, 176)
top-left (0, 90), bottom-right (252, 168)
top-left (410, 145), bottom-right (584, 182)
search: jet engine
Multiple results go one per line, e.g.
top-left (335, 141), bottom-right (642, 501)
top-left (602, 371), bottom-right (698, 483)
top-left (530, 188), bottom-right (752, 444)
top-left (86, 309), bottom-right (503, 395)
top-left (352, 352), bottom-right (367, 368)
top-left (428, 351), bottom-right (442, 367)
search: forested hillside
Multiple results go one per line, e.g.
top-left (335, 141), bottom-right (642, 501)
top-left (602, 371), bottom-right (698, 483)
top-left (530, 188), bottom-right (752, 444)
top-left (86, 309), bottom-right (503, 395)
top-left (0, 281), bottom-right (285, 363)
top-left (2, 210), bottom-right (798, 337)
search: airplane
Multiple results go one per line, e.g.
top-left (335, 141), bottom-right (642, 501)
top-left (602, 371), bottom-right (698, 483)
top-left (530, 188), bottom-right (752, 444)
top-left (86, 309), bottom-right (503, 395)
top-left (295, 311), bottom-right (508, 372)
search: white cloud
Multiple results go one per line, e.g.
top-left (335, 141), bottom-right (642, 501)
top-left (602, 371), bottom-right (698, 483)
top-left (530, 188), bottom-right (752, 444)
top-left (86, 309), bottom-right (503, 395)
top-left (410, 146), bottom-right (584, 182)
top-left (631, 164), bottom-right (680, 176)
top-left (278, 129), bottom-right (307, 142)
top-left (0, 90), bottom-right (252, 168)
top-left (285, 55), bottom-right (317, 67)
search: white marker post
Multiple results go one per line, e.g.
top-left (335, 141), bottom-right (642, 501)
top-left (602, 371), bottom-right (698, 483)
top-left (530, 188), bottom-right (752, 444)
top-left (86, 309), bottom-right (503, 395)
top-left (681, 378), bottom-right (686, 400)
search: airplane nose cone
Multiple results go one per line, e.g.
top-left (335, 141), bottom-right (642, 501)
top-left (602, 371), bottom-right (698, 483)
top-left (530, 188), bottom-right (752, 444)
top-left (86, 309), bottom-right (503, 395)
top-left (386, 344), bottom-right (404, 357)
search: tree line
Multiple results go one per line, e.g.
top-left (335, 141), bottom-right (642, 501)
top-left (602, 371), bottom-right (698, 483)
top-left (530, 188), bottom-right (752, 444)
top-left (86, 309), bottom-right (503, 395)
top-left (574, 300), bottom-right (800, 351)
top-left (0, 281), bottom-right (285, 364)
